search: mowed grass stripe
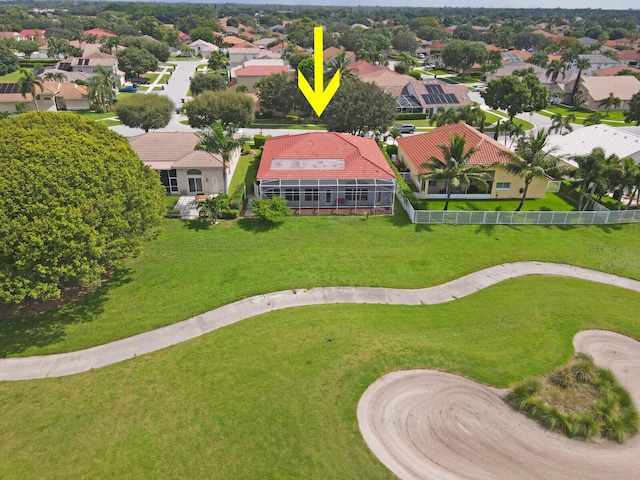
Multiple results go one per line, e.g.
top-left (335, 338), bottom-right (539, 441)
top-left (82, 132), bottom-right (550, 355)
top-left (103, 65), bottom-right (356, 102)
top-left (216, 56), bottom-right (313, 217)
top-left (0, 277), bottom-right (639, 479)
top-left (1, 215), bottom-right (640, 357)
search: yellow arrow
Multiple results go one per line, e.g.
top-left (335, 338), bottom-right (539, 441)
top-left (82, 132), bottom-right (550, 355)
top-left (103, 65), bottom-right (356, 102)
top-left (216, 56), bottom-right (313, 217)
top-left (298, 26), bottom-right (340, 117)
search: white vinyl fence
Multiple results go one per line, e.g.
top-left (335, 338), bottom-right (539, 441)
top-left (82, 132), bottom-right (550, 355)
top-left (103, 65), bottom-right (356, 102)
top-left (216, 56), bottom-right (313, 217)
top-left (397, 191), bottom-right (640, 225)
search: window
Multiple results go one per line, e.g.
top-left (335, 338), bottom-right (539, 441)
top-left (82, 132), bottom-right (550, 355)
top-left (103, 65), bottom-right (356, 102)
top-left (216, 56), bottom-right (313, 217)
top-left (305, 189), bottom-right (319, 201)
top-left (284, 188), bottom-right (299, 202)
top-left (345, 188), bottom-right (368, 202)
top-left (496, 182), bottom-right (511, 190)
top-left (187, 169), bottom-right (202, 175)
top-left (325, 190), bottom-right (331, 203)
top-left (428, 180), bottom-right (438, 187)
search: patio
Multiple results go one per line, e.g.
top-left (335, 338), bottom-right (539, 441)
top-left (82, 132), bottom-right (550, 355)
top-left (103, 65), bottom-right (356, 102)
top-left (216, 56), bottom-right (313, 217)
top-left (175, 195), bottom-right (200, 220)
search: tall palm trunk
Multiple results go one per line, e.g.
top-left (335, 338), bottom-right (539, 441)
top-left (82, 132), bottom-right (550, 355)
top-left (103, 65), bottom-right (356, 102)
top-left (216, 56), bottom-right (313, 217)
top-left (515, 180), bottom-right (530, 212)
top-left (222, 159), bottom-right (228, 194)
top-left (444, 184), bottom-right (452, 211)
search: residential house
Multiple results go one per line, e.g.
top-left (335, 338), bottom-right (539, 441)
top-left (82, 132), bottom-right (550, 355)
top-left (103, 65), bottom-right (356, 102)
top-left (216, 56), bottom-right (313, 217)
top-left (19, 29), bottom-right (46, 45)
top-left (231, 65), bottom-right (290, 93)
top-left (269, 25), bottom-right (288, 35)
top-left (577, 36), bottom-right (599, 46)
top-left (228, 47), bottom-right (276, 67)
top-left (501, 50), bottom-right (533, 63)
top-left (128, 132), bottom-right (241, 195)
top-left (571, 55), bottom-right (621, 75)
top-left (397, 123), bottom-right (549, 200)
top-left (0, 31), bottom-right (24, 41)
top-left (617, 50), bottom-right (640, 67)
top-left (321, 46), bottom-right (355, 64)
top-left (269, 41), bottom-right (304, 56)
top-left (572, 75), bottom-right (640, 111)
top-left (188, 39), bottom-right (218, 58)
top-left (57, 51), bottom-right (124, 85)
top-left (0, 81), bottom-right (89, 113)
top-left (546, 125), bottom-right (640, 168)
top-left (223, 35), bottom-right (249, 46)
top-left (592, 66), bottom-right (640, 77)
top-left (351, 61), bottom-right (471, 115)
top-left (256, 132), bottom-right (396, 214)
top-left (83, 28), bottom-right (115, 40)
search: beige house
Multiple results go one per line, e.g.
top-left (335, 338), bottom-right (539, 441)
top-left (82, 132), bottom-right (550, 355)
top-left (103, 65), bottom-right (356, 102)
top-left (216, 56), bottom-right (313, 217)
top-left (188, 39), bottom-right (218, 58)
top-left (397, 123), bottom-right (549, 200)
top-left (57, 51), bottom-right (124, 85)
top-left (231, 65), bottom-right (291, 93)
top-left (574, 76), bottom-right (640, 111)
top-left (0, 81), bottom-right (89, 113)
top-left (228, 47), bottom-right (263, 67)
top-left (128, 132), bottom-right (240, 195)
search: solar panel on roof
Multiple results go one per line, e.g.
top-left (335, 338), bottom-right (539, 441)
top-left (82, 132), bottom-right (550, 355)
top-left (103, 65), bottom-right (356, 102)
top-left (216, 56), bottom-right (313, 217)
top-left (425, 84), bottom-right (444, 94)
top-left (445, 94), bottom-right (457, 103)
top-left (0, 83), bottom-right (20, 94)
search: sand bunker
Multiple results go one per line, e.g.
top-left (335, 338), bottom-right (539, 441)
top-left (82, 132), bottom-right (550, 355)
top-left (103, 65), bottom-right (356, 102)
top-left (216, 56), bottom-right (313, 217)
top-left (358, 330), bottom-right (640, 479)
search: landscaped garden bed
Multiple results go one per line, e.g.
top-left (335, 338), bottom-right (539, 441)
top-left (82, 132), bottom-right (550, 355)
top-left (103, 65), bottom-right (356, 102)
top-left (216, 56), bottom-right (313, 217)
top-left (508, 353), bottom-right (639, 442)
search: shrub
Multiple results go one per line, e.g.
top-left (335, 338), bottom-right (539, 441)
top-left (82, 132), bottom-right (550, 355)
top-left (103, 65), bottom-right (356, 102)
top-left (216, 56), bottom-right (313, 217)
top-left (253, 134), bottom-right (272, 148)
top-left (165, 208), bottom-right (181, 218)
top-left (220, 209), bottom-right (239, 220)
top-left (387, 144), bottom-right (398, 155)
top-left (251, 196), bottom-right (291, 223)
top-left (550, 365), bottom-right (573, 389)
top-left (396, 113), bottom-right (426, 120)
top-left (408, 70), bottom-right (422, 80)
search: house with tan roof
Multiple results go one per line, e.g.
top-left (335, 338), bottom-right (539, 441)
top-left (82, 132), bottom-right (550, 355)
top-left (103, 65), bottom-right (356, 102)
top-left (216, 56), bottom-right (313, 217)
top-left (57, 51), bottom-right (123, 84)
top-left (616, 49), bottom-right (640, 66)
top-left (320, 46), bottom-right (355, 64)
top-left (256, 132), bottom-right (396, 214)
top-left (574, 75), bottom-right (640, 111)
top-left (397, 123), bottom-right (549, 200)
top-left (231, 65), bottom-right (291, 93)
top-left (0, 81), bottom-right (89, 113)
top-left (228, 46), bottom-right (263, 67)
top-left (188, 39), bottom-right (218, 58)
top-left (83, 28), bottom-right (115, 39)
top-left (592, 66), bottom-right (640, 77)
top-left (128, 132), bottom-right (240, 195)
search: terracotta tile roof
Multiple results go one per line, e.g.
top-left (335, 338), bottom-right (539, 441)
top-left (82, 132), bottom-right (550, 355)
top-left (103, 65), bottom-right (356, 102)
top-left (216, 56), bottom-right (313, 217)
top-left (592, 66), bottom-right (640, 76)
top-left (128, 132), bottom-right (223, 169)
top-left (235, 65), bottom-right (289, 76)
top-left (223, 35), bottom-right (247, 45)
top-left (349, 60), bottom-right (387, 76)
top-left (397, 123), bottom-right (511, 174)
top-left (617, 50), bottom-right (640, 60)
top-left (83, 28), bottom-right (115, 37)
top-left (258, 132), bottom-right (395, 180)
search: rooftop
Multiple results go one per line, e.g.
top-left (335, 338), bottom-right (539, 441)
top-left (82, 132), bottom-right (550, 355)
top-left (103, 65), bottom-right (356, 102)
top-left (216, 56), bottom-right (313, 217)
top-left (258, 132), bottom-right (395, 180)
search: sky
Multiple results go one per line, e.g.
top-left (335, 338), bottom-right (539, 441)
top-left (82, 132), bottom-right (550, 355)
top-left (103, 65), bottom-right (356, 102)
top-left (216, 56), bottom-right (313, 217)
top-left (188, 0), bottom-right (639, 8)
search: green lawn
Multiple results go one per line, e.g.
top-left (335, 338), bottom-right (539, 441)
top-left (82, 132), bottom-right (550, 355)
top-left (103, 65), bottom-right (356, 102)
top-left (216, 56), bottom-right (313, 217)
top-left (158, 73), bottom-right (171, 84)
top-left (538, 106), bottom-right (634, 126)
top-left (101, 119), bottom-right (122, 126)
top-left (2, 213), bottom-right (640, 358)
top-left (489, 110), bottom-right (535, 131)
top-left (0, 69), bottom-right (28, 82)
top-left (142, 73), bottom-right (159, 83)
top-left (424, 68), bottom-right (451, 76)
top-left (0, 277), bottom-right (639, 478)
top-left (61, 111), bottom-right (117, 121)
top-left (422, 192), bottom-right (576, 211)
top-left (228, 154), bottom-right (259, 195)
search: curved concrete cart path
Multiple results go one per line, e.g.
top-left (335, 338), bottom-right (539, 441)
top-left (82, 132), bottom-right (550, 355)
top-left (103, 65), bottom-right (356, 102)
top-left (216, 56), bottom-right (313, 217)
top-left (1, 262), bottom-right (640, 381)
top-left (358, 330), bottom-right (640, 480)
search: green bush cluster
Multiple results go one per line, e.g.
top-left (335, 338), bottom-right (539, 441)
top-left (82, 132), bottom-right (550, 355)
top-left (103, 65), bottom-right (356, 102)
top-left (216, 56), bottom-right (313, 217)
top-left (381, 146), bottom-right (418, 206)
top-left (253, 135), bottom-right (272, 148)
top-left (408, 70), bottom-right (422, 80)
top-left (508, 355), bottom-right (639, 443)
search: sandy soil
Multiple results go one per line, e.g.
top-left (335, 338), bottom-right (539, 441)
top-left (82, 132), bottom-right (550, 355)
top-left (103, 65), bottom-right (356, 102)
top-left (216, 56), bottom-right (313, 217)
top-left (358, 330), bottom-right (640, 480)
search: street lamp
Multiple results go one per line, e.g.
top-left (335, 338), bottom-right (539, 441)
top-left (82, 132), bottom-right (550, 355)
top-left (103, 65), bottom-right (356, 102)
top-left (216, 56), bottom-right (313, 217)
top-left (258, 111), bottom-right (264, 135)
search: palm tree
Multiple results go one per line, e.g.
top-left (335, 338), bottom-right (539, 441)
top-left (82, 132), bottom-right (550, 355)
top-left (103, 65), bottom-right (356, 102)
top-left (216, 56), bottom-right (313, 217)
top-left (420, 133), bottom-right (490, 210)
top-left (570, 147), bottom-right (609, 211)
top-left (493, 130), bottom-right (558, 211)
top-left (429, 107), bottom-right (459, 127)
top-left (43, 72), bottom-right (68, 82)
top-left (598, 92), bottom-right (621, 116)
top-left (583, 112), bottom-right (603, 126)
top-left (327, 51), bottom-right (354, 81)
top-left (198, 196), bottom-right (225, 224)
top-left (87, 66), bottom-right (116, 112)
top-left (17, 69), bottom-right (44, 112)
top-left (208, 51), bottom-right (228, 72)
top-left (607, 156), bottom-right (639, 209)
top-left (549, 113), bottom-right (576, 134)
top-left (397, 51), bottom-right (418, 72)
top-left (505, 121), bottom-right (525, 148)
top-left (196, 120), bottom-right (247, 194)
top-left (571, 57), bottom-right (592, 107)
top-left (545, 59), bottom-right (567, 84)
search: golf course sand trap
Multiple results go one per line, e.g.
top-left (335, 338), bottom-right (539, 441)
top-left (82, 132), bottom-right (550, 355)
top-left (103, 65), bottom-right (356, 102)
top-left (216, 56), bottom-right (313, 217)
top-left (358, 330), bottom-right (640, 480)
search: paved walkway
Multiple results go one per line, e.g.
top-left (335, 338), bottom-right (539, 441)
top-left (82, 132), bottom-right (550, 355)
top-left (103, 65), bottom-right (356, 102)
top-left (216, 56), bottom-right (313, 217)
top-left (2, 262), bottom-right (639, 381)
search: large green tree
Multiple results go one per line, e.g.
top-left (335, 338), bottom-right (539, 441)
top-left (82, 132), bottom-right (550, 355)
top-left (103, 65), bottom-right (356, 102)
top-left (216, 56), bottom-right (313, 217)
top-left (185, 90), bottom-right (255, 128)
top-left (189, 73), bottom-right (227, 96)
top-left (441, 39), bottom-right (487, 78)
top-left (0, 112), bottom-right (165, 303)
top-left (0, 45), bottom-right (18, 76)
top-left (420, 133), bottom-right (490, 211)
top-left (256, 72), bottom-right (296, 116)
top-left (117, 47), bottom-right (159, 78)
top-left (392, 30), bottom-right (419, 55)
top-left (323, 77), bottom-right (396, 135)
top-left (570, 147), bottom-right (610, 211)
top-left (196, 119), bottom-right (247, 194)
top-left (115, 94), bottom-right (174, 132)
top-left (482, 73), bottom-right (548, 120)
top-left (493, 130), bottom-right (558, 211)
